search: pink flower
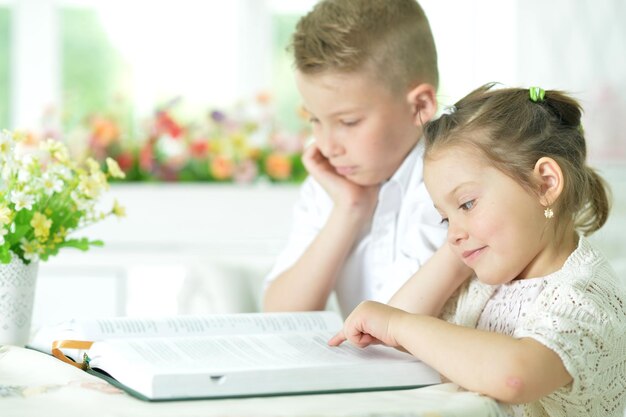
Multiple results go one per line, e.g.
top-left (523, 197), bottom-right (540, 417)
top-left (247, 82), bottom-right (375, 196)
top-left (233, 159), bottom-right (258, 183)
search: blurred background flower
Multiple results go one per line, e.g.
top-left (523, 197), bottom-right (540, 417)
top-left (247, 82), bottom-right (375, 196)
top-left (23, 93), bottom-right (310, 184)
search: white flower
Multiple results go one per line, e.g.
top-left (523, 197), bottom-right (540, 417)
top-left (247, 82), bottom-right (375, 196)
top-left (1, 161), bottom-right (16, 183)
top-left (16, 154), bottom-right (37, 184)
top-left (0, 130), bottom-right (15, 162)
top-left (41, 172), bottom-right (64, 196)
top-left (20, 238), bottom-right (40, 262)
top-left (0, 227), bottom-right (7, 245)
top-left (0, 205), bottom-right (11, 225)
top-left (50, 164), bottom-right (72, 180)
top-left (10, 190), bottom-right (36, 211)
top-left (157, 134), bottom-right (186, 159)
top-left (70, 190), bottom-right (94, 211)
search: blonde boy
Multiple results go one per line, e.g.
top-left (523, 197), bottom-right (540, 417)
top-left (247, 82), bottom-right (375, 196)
top-left (264, 0), bottom-right (463, 316)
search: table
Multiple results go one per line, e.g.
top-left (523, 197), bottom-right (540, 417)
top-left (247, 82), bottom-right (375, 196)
top-left (0, 345), bottom-right (508, 417)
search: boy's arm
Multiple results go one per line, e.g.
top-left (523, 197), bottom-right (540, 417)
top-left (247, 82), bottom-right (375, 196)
top-left (263, 204), bottom-right (368, 311)
top-left (263, 144), bottom-right (379, 312)
top-left (330, 302), bottom-right (572, 404)
top-left (388, 243), bottom-right (472, 316)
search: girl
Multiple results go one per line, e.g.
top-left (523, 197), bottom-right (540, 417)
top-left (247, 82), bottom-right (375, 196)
top-left (329, 84), bottom-right (626, 417)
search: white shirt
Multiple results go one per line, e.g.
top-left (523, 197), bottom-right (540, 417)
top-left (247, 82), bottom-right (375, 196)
top-left (264, 141), bottom-right (447, 316)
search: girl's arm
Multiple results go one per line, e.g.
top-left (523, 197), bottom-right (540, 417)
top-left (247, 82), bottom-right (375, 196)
top-left (388, 243), bottom-right (472, 316)
top-left (329, 301), bottom-right (572, 404)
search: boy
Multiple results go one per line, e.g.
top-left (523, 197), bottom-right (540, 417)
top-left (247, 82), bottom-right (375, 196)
top-left (263, 0), bottom-right (462, 316)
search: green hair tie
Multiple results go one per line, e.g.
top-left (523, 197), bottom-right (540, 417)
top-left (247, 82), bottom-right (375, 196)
top-left (529, 86), bottom-right (546, 102)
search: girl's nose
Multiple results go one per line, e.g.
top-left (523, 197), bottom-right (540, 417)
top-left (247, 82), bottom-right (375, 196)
top-left (447, 221), bottom-right (468, 246)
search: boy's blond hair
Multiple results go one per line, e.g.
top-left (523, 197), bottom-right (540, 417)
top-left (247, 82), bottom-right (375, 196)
top-left (291, 0), bottom-right (438, 92)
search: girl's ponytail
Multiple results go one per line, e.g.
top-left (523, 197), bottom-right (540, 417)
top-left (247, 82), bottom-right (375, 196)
top-left (576, 167), bottom-right (612, 235)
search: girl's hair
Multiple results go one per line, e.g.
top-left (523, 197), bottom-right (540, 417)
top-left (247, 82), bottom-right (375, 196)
top-left (290, 0), bottom-right (438, 92)
top-left (423, 83), bottom-right (611, 236)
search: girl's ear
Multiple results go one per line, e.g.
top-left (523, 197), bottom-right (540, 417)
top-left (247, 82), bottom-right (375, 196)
top-left (406, 83), bottom-right (437, 127)
top-left (533, 157), bottom-right (564, 206)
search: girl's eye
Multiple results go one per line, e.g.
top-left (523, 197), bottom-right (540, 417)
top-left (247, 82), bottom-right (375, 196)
top-left (439, 217), bottom-right (449, 225)
top-left (309, 117), bottom-right (320, 124)
top-left (460, 200), bottom-right (475, 211)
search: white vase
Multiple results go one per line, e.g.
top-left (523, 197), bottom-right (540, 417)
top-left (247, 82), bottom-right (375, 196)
top-left (0, 252), bottom-right (39, 346)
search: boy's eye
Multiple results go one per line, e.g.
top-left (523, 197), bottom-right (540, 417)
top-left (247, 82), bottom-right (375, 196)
top-left (309, 117), bottom-right (320, 124)
top-left (440, 217), bottom-right (449, 225)
top-left (340, 119), bottom-right (360, 127)
top-left (460, 200), bottom-right (475, 211)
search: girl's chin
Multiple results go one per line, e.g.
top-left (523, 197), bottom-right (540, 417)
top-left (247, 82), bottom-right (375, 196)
top-left (475, 272), bottom-right (515, 286)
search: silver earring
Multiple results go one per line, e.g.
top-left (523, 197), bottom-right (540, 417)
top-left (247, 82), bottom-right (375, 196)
top-left (544, 207), bottom-right (554, 219)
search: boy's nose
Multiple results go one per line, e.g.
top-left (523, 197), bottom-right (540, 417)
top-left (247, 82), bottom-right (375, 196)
top-left (316, 131), bottom-right (343, 158)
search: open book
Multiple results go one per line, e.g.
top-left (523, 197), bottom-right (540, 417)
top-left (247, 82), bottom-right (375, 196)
top-left (28, 311), bottom-right (440, 401)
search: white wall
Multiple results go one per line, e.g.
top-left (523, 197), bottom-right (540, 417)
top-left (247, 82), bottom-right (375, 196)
top-left (33, 184), bottom-right (301, 329)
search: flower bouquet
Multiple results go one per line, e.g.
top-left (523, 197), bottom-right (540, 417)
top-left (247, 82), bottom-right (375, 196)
top-left (0, 129), bottom-right (125, 264)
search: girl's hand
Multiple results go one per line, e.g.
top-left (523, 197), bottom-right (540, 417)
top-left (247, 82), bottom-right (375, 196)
top-left (328, 301), bottom-right (406, 349)
top-left (302, 143), bottom-right (379, 217)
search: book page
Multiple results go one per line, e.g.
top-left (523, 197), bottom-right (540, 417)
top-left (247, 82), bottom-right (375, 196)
top-left (93, 331), bottom-right (413, 372)
top-left (89, 332), bottom-right (441, 399)
top-left (28, 311), bottom-right (342, 355)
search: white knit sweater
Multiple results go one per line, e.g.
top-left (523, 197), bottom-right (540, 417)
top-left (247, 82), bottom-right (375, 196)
top-left (441, 236), bottom-right (626, 417)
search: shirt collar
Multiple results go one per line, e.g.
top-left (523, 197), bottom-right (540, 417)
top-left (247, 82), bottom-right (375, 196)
top-left (384, 140), bottom-right (424, 197)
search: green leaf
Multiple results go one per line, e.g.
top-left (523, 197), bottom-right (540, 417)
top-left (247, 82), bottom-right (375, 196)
top-left (56, 238), bottom-right (104, 251)
top-left (9, 223), bottom-right (30, 244)
top-left (58, 238), bottom-right (90, 251)
top-left (0, 246), bottom-right (11, 264)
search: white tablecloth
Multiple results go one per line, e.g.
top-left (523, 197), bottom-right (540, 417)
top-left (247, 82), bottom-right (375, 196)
top-left (0, 345), bottom-right (507, 417)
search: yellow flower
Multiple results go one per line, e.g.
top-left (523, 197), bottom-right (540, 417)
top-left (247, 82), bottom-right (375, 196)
top-left (112, 199), bottom-right (126, 217)
top-left (78, 172), bottom-right (107, 199)
top-left (106, 157), bottom-right (126, 179)
top-left (52, 227), bottom-right (67, 244)
top-left (0, 130), bottom-right (15, 159)
top-left (0, 205), bottom-right (11, 225)
top-left (20, 238), bottom-right (41, 262)
top-left (86, 157), bottom-right (101, 174)
top-left (31, 212), bottom-right (52, 242)
top-left (42, 139), bottom-right (69, 163)
top-left (210, 156), bottom-right (234, 180)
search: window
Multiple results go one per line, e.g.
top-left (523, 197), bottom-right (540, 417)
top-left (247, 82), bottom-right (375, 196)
top-left (271, 13), bottom-right (307, 134)
top-left (60, 7), bottom-right (131, 129)
top-left (0, 7), bottom-right (10, 128)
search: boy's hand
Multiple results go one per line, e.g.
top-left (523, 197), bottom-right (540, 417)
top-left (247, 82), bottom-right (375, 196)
top-left (302, 144), bottom-right (379, 216)
top-left (328, 301), bottom-right (405, 349)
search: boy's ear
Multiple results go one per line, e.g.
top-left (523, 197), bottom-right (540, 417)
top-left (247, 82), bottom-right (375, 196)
top-left (406, 83), bottom-right (437, 126)
top-left (533, 157), bottom-right (564, 206)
